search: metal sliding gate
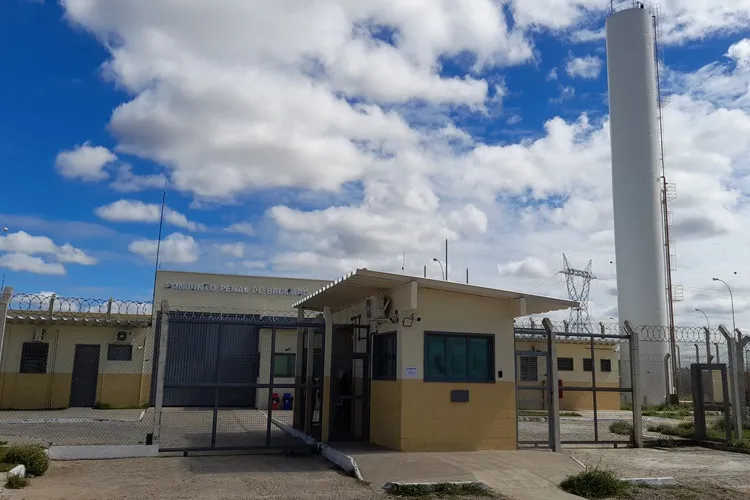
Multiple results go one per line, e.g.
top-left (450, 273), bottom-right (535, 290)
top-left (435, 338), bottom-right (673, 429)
top-left (515, 325), bottom-right (636, 448)
top-left (154, 312), bottom-right (325, 453)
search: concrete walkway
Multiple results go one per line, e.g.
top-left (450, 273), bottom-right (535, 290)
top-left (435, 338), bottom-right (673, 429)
top-left (332, 444), bottom-right (583, 499)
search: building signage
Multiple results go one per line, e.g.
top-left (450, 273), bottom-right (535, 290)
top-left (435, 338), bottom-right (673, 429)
top-left (164, 282), bottom-right (309, 296)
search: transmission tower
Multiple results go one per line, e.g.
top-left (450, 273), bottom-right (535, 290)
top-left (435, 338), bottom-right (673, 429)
top-left (560, 254), bottom-right (596, 333)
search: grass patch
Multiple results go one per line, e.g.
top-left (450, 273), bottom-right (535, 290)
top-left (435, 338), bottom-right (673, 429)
top-left (646, 421), bottom-right (695, 439)
top-left (5, 474), bottom-right (29, 490)
top-left (93, 402), bottom-right (150, 410)
top-left (387, 482), bottom-right (493, 497)
top-left (609, 420), bottom-right (633, 436)
top-left (623, 402), bottom-right (693, 418)
top-left (648, 419), bottom-right (750, 448)
top-left (560, 468), bottom-right (629, 499)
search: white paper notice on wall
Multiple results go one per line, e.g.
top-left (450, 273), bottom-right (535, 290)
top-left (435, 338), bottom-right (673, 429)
top-left (404, 367), bottom-right (418, 378)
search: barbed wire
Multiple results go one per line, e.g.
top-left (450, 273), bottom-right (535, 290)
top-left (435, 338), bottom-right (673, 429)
top-left (6, 293), bottom-right (152, 317)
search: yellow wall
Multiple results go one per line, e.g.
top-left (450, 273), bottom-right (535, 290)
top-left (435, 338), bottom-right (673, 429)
top-left (323, 284), bottom-right (520, 451)
top-left (0, 323), bottom-right (152, 409)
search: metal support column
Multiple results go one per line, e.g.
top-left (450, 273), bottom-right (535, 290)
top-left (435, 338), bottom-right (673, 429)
top-left (720, 325), bottom-right (743, 439)
top-left (266, 325), bottom-right (277, 447)
top-left (0, 287), bottom-right (13, 376)
top-left (543, 318), bottom-right (561, 452)
top-left (624, 321), bottom-right (643, 447)
top-left (152, 300), bottom-right (170, 445)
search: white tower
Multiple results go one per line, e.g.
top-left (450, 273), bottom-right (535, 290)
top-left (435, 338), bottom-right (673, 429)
top-left (606, 3), bottom-right (669, 404)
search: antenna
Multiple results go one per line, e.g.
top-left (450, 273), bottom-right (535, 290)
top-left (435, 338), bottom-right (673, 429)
top-left (653, 7), bottom-right (679, 395)
top-left (560, 254), bottom-right (596, 333)
top-left (150, 183), bottom-right (167, 310)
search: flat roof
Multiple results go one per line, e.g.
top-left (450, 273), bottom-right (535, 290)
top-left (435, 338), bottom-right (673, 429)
top-left (293, 268), bottom-right (577, 314)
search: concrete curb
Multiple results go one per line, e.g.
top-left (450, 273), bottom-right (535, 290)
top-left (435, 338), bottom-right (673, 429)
top-left (258, 411), bottom-right (363, 480)
top-left (622, 477), bottom-right (677, 486)
top-left (382, 481), bottom-right (491, 493)
top-left (49, 445), bottom-right (159, 460)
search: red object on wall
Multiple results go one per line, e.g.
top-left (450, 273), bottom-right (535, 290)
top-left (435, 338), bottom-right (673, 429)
top-left (272, 392), bottom-right (280, 410)
top-left (558, 379), bottom-right (563, 399)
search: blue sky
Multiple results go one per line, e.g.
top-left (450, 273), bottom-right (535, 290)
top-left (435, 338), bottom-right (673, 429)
top-left (2, 0), bottom-right (750, 328)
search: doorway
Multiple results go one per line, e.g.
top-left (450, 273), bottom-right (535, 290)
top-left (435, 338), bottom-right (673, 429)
top-left (329, 325), bottom-right (370, 442)
top-left (70, 344), bottom-right (100, 408)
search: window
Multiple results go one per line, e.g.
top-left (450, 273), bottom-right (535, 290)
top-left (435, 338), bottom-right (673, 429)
top-left (600, 359), bottom-right (612, 372)
top-left (20, 342), bottom-right (48, 374)
top-left (519, 356), bottom-right (538, 382)
top-left (583, 358), bottom-right (593, 372)
top-left (107, 344), bottom-right (133, 361)
top-left (424, 333), bottom-right (493, 382)
top-left (373, 333), bottom-right (397, 380)
top-left (557, 357), bottom-right (574, 371)
top-left (273, 353), bottom-right (296, 378)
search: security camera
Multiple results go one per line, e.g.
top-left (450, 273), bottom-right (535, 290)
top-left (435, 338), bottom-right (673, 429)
top-left (416, 316), bottom-right (421, 322)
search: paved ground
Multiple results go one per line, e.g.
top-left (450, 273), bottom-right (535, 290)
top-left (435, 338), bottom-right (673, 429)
top-left (334, 444), bottom-right (583, 500)
top-left (0, 455), bottom-right (398, 500)
top-left (0, 408), bottom-right (298, 449)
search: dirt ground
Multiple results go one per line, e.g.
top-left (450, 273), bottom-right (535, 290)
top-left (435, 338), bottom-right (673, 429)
top-left (620, 484), bottom-right (750, 499)
top-left (0, 454), bottom-right (502, 500)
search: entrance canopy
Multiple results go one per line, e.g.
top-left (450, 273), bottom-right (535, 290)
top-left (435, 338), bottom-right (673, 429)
top-left (293, 268), bottom-right (576, 316)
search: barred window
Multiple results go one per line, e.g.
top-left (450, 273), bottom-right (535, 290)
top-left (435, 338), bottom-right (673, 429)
top-left (583, 358), bottom-right (593, 372)
top-left (519, 356), bottom-right (538, 381)
top-left (107, 344), bottom-right (133, 361)
top-left (557, 357), bottom-right (574, 371)
top-left (20, 342), bottom-right (48, 374)
top-left (600, 359), bottom-right (612, 372)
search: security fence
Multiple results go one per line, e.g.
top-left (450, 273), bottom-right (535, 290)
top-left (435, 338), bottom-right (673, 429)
top-left (514, 320), bottom-right (635, 449)
top-left (515, 319), bottom-right (748, 450)
top-left (0, 288), bottom-right (322, 452)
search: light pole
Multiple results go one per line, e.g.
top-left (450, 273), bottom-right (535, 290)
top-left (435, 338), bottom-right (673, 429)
top-left (432, 258), bottom-right (445, 281)
top-left (713, 277), bottom-right (736, 334)
top-left (695, 308), bottom-right (710, 331)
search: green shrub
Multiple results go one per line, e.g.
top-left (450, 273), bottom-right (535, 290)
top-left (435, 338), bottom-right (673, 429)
top-left (5, 474), bottom-right (29, 489)
top-left (647, 422), bottom-right (695, 438)
top-left (608, 420), bottom-right (633, 436)
top-left (387, 482), bottom-right (491, 497)
top-left (560, 468), bottom-right (628, 499)
top-left (4, 445), bottom-right (49, 477)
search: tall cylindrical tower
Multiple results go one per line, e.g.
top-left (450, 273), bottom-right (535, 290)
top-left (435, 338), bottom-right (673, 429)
top-left (606, 5), bottom-right (669, 404)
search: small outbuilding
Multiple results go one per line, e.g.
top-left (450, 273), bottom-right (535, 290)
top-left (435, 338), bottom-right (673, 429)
top-left (293, 269), bottom-right (576, 452)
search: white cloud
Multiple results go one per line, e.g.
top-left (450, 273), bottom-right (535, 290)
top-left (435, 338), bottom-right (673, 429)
top-left (217, 242), bottom-right (245, 258)
top-left (128, 232), bottom-right (199, 264)
top-left (498, 257), bottom-right (553, 280)
top-left (109, 165), bottom-right (167, 193)
top-left (55, 3), bottom-right (750, 330)
top-left (242, 260), bottom-right (266, 270)
top-left (727, 38), bottom-right (750, 70)
top-left (547, 68), bottom-right (558, 81)
top-left (0, 230), bottom-right (97, 267)
top-left (95, 199), bottom-right (206, 231)
top-left (565, 54), bottom-right (602, 79)
top-left (54, 142), bottom-right (117, 181)
top-left (225, 222), bottom-right (254, 237)
top-left (0, 253), bottom-right (66, 275)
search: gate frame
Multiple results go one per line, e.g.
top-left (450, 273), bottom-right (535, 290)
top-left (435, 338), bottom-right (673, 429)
top-left (691, 363), bottom-right (730, 443)
top-left (514, 319), bottom-right (638, 450)
top-left (153, 307), bottom-right (327, 453)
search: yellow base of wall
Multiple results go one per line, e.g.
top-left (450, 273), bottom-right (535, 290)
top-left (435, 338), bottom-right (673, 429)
top-left (0, 372), bottom-right (146, 410)
top-left (366, 380), bottom-right (517, 452)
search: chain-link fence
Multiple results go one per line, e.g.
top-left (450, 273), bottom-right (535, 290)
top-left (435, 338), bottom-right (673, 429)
top-left (514, 320), bottom-right (634, 448)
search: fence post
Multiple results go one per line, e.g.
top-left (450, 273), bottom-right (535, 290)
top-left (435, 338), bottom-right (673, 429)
top-left (542, 318), bottom-right (561, 452)
top-left (720, 325), bottom-right (742, 439)
top-left (663, 353), bottom-right (671, 404)
top-left (735, 330), bottom-right (750, 426)
top-left (704, 327), bottom-right (714, 404)
top-left (152, 300), bottom-right (170, 446)
top-left (624, 321), bottom-right (642, 448)
top-left (293, 308), bottom-right (305, 430)
top-left (0, 287), bottom-right (12, 377)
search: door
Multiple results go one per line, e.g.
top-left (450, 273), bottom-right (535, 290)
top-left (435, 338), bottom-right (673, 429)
top-left (70, 344), bottom-right (100, 407)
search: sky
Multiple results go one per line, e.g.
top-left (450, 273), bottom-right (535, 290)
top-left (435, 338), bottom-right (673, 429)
top-left (1, 0), bottom-right (750, 330)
